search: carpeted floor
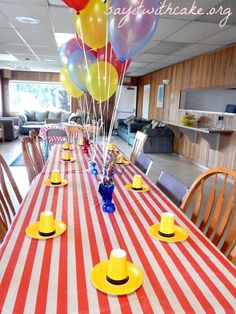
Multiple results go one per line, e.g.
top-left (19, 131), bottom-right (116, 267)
top-left (10, 143), bottom-right (47, 166)
top-left (10, 153), bottom-right (25, 166)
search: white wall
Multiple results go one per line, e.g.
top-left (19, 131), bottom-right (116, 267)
top-left (114, 86), bottom-right (137, 128)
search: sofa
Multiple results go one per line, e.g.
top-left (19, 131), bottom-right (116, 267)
top-left (18, 110), bottom-right (74, 135)
top-left (117, 117), bottom-right (151, 145)
top-left (0, 117), bottom-right (19, 141)
top-left (117, 117), bottom-right (174, 153)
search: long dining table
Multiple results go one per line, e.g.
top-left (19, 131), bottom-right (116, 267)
top-left (0, 144), bottom-right (235, 314)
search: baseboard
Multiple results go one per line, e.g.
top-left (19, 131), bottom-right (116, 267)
top-left (173, 152), bottom-right (234, 184)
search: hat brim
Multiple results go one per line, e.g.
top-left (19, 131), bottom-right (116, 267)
top-left (149, 224), bottom-right (189, 243)
top-left (125, 183), bottom-right (150, 193)
top-left (59, 157), bottom-right (76, 162)
top-left (90, 261), bottom-right (143, 295)
top-left (116, 160), bottom-right (130, 166)
top-left (43, 178), bottom-right (68, 187)
top-left (26, 220), bottom-right (66, 240)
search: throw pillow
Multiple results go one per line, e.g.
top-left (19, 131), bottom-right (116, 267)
top-left (141, 124), bottom-right (152, 132)
top-left (24, 110), bottom-right (35, 121)
top-left (61, 111), bottom-right (71, 122)
top-left (123, 115), bottom-right (134, 125)
top-left (151, 120), bottom-right (160, 129)
top-left (48, 111), bottom-right (61, 119)
top-left (35, 111), bottom-right (48, 122)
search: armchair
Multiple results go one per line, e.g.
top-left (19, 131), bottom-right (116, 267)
top-left (0, 117), bottom-right (19, 141)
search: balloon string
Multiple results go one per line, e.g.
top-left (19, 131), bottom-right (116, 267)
top-left (77, 17), bottom-right (99, 157)
top-left (103, 60), bottom-right (128, 164)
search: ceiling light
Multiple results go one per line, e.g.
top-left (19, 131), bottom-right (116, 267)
top-left (54, 33), bottom-right (74, 47)
top-left (44, 59), bottom-right (56, 62)
top-left (16, 17), bottom-right (40, 24)
top-left (0, 53), bottom-right (18, 62)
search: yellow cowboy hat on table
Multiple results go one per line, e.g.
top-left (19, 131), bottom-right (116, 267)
top-left (149, 212), bottom-right (189, 243)
top-left (62, 141), bottom-right (73, 150)
top-left (90, 249), bottom-right (143, 295)
top-left (116, 154), bottom-right (129, 166)
top-left (43, 170), bottom-right (68, 187)
top-left (26, 210), bottom-right (66, 240)
top-left (60, 151), bottom-right (76, 162)
top-left (125, 175), bottom-right (150, 193)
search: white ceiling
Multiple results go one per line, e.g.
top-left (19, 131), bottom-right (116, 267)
top-left (0, 0), bottom-right (235, 76)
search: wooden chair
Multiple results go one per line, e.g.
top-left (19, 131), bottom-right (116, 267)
top-left (135, 152), bottom-right (153, 175)
top-left (45, 128), bottom-right (68, 158)
top-left (130, 131), bottom-right (148, 164)
top-left (29, 130), bottom-right (44, 171)
top-left (0, 122), bottom-right (4, 142)
top-left (21, 137), bottom-right (41, 184)
top-left (156, 170), bottom-right (189, 207)
top-left (0, 216), bottom-right (7, 244)
top-left (65, 125), bottom-right (83, 144)
top-left (180, 167), bottom-right (236, 260)
top-left (0, 154), bottom-right (22, 240)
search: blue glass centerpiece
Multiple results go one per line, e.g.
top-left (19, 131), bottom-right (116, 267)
top-left (89, 161), bottom-right (98, 175)
top-left (98, 183), bottom-right (115, 213)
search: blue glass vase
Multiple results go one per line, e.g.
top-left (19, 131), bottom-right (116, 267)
top-left (98, 183), bottom-right (115, 213)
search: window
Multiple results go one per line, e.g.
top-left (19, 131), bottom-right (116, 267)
top-left (9, 81), bottom-right (71, 113)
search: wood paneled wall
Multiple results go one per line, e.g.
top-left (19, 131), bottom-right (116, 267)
top-left (137, 45), bottom-right (236, 170)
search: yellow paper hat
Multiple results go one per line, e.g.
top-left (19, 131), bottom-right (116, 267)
top-left (125, 175), bottom-right (150, 193)
top-left (149, 212), bottom-right (189, 243)
top-left (63, 141), bottom-right (69, 150)
top-left (26, 211), bottom-right (66, 240)
top-left (90, 249), bottom-right (143, 295)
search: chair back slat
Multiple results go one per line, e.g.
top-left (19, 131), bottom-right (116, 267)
top-left (212, 179), bottom-right (236, 247)
top-left (206, 174), bottom-right (228, 239)
top-left (229, 244), bottom-right (236, 265)
top-left (130, 131), bottom-right (148, 164)
top-left (21, 137), bottom-right (39, 184)
top-left (199, 174), bottom-right (217, 231)
top-left (0, 216), bottom-right (7, 244)
top-left (180, 167), bottom-right (236, 262)
top-left (0, 154), bottom-right (22, 239)
top-left (221, 214), bottom-right (236, 258)
top-left (192, 180), bottom-right (204, 224)
top-left (29, 130), bottom-right (44, 171)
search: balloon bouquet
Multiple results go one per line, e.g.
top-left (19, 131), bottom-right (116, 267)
top-left (60, 0), bottom-right (159, 212)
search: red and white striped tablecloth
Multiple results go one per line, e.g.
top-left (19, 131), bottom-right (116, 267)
top-left (0, 145), bottom-right (235, 313)
top-left (38, 124), bottom-right (67, 143)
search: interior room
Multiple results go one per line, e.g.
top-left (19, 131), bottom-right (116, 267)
top-left (0, 0), bottom-right (235, 313)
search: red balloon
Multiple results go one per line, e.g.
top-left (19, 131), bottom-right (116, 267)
top-left (97, 42), bottom-right (130, 77)
top-left (76, 33), bottom-right (97, 58)
top-left (63, 0), bottom-right (89, 12)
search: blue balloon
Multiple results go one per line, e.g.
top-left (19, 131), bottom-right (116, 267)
top-left (108, 0), bottom-right (159, 60)
top-left (67, 49), bottom-right (96, 92)
top-left (59, 38), bottom-right (78, 65)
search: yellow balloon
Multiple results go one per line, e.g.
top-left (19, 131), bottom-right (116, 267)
top-left (86, 61), bottom-right (118, 102)
top-left (74, 0), bottom-right (107, 49)
top-left (60, 66), bottom-right (83, 98)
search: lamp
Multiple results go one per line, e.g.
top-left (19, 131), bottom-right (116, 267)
top-left (163, 79), bottom-right (170, 85)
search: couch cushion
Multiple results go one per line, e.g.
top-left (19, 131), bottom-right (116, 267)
top-left (48, 111), bottom-right (61, 119)
top-left (61, 111), bottom-right (71, 122)
top-left (24, 121), bottom-right (45, 126)
top-left (151, 120), bottom-right (160, 129)
top-left (35, 111), bottom-right (48, 122)
top-left (24, 110), bottom-right (35, 121)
